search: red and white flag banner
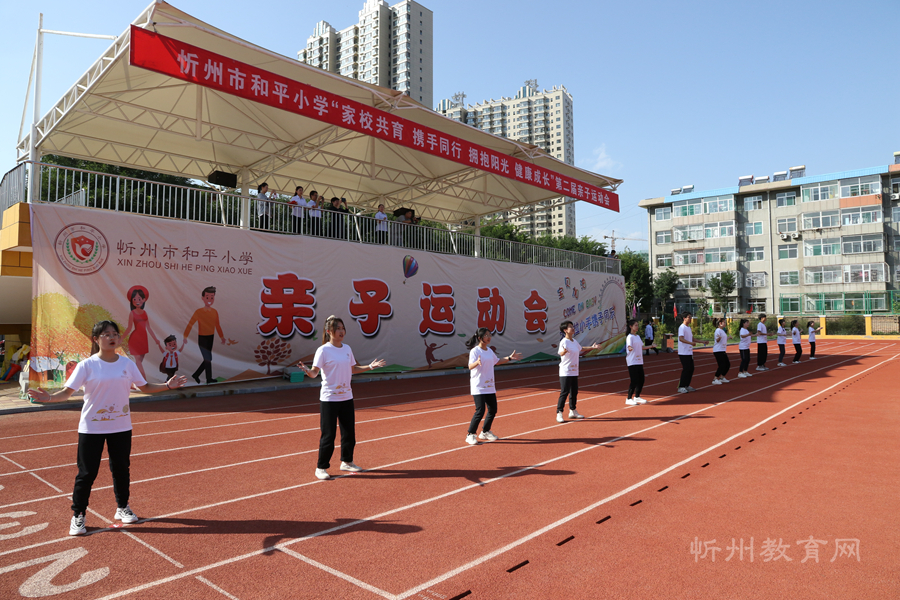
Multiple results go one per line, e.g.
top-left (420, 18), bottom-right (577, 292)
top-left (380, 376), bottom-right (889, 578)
top-left (129, 26), bottom-right (619, 211)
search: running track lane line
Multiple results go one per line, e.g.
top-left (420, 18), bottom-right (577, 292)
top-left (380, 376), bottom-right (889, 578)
top-left (84, 347), bottom-right (893, 600)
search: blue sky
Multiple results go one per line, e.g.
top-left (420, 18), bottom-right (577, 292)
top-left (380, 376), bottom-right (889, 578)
top-left (4, 0), bottom-right (899, 252)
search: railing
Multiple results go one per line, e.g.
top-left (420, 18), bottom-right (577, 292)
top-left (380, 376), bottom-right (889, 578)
top-left (779, 291), bottom-right (900, 315)
top-left (7, 161), bottom-right (620, 275)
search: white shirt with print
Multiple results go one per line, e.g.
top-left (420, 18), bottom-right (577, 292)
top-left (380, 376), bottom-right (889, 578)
top-left (777, 326), bottom-right (787, 345)
top-left (626, 334), bottom-right (644, 366)
top-left (713, 328), bottom-right (728, 353)
top-left (678, 323), bottom-right (694, 355)
top-left (739, 328), bottom-right (751, 350)
top-left (792, 327), bottom-right (802, 344)
top-left (756, 322), bottom-right (768, 345)
top-left (558, 338), bottom-right (582, 377)
top-left (313, 343), bottom-right (356, 402)
top-left (469, 346), bottom-right (499, 395)
top-left (808, 327), bottom-right (816, 343)
top-left (65, 355), bottom-right (146, 434)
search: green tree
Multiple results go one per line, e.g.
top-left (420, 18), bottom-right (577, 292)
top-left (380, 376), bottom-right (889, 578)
top-left (479, 221), bottom-right (531, 243)
top-left (694, 283), bottom-right (711, 327)
top-left (707, 272), bottom-right (737, 316)
top-left (652, 268), bottom-right (680, 315)
top-left (620, 250), bottom-right (652, 312)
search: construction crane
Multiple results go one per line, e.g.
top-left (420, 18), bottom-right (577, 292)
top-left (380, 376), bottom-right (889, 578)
top-left (602, 230), bottom-right (647, 254)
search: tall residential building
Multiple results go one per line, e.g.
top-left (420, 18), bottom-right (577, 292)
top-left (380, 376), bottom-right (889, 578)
top-left (641, 153), bottom-right (900, 316)
top-left (297, 0), bottom-right (433, 108)
top-left (436, 83), bottom-right (576, 238)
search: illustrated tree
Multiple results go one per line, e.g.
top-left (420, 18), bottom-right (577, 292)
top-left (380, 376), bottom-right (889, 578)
top-left (707, 272), bottom-right (737, 317)
top-left (254, 338), bottom-right (293, 375)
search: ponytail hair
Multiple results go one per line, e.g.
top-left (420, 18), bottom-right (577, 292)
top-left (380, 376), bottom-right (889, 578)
top-left (806, 320), bottom-right (815, 328)
top-left (790, 319), bottom-right (798, 329)
top-left (626, 319), bottom-right (638, 331)
top-left (322, 315), bottom-right (345, 345)
top-left (90, 320), bottom-right (120, 355)
top-left (465, 327), bottom-right (491, 350)
top-left (740, 318), bottom-right (750, 328)
top-left (779, 319), bottom-right (785, 327)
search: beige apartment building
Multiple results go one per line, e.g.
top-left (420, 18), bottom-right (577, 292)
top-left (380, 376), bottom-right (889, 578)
top-left (297, 0), bottom-right (433, 107)
top-left (641, 154), bottom-right (900, 315)
top-left (436, 83), bottom-right (576, 238)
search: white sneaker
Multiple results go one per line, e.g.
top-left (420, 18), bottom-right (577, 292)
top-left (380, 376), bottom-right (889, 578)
top-left (340, 461), bottom-right (362, 472)
top-left (711, 379), bottom-right (722, 385)
top-left (556, 412), bottom-right (564, 423)
top-left (568, 409), bottom-right (584, 419)
top-left (69, 513), bottom-right (86, 536)
top-left (465, 433), bottom-right (478, 445)
top-left (809, 357), bottom-right (816, 361)
top-left (634, 397), bottom-right (647, 404)
top-left (686, 386), bottom-right (697, 392)
top-left (114, 505), bottom-right (139, 524)
top-left (755, 366), bottom-right (764, 371)
top-left (315, 468), bottom-right (331, 480)
top-left (626, 397), bottom-right (639, 405)
top-left (677, 387), bottom-right (688, 394)
top-left (777, 363), bottom-right (786, 367)
top-left (720, 377), bottom-right (729, 383)
top-left (478, 431), bottom-right (498, 441)
top-left (737, 372), bottom-right (746, 378)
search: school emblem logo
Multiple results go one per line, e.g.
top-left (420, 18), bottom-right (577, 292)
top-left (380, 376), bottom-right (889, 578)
top-left (55, 223), bottom-right (109, 275)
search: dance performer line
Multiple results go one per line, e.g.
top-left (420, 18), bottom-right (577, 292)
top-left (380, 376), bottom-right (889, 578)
top-left (807, 321), bottom-right (823, 360)
top-left (776, 319), bottom-right (788, 366)
top-left (738, 319), bottom-right (753, 378)
top-left (712, 317), bottom-right (730, 385)
top-left (791, 320), bottom-right (803, 363)
top-left (556, 320), bottom-right (600, 422)
top-left (465, 328), bottom-right (522, 445)
top-left (677, 312), bottom-right (708, 393)
top-left (625, 319), bottom-right (656, 405)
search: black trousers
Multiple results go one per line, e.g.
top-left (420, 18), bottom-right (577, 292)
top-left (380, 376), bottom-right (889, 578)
top-left (557, 377), bottom-right (578, 412)
top-left (376, 230), bottom-right (388, 245)
top-left (739, 348), bottom-right (751, 372)
top-left (258, 215), bottom-right (269, 231)
top-left (72, 430), bottom-right (132, 515)
top-left (778, 344), bottom-right (786, 364)
top-left (627, 365), bottom-right (645, 398)
top-left (793, 343), bottom-right (802, 362)
top-left (644, 338), bottom-right (658, 355)
top-left (757, 343), bottom-right (768, 367)
top-left (292, 216), bottom-right (304, 234)
top-left (678, 355), bottom-right (694, 389)
top-left (317, 400), bottom-right (355, 469)
top-left (192, 334), bottom-right (214, 383)
top-left (308, 217), bottom-right (322, 237)
top-left (714, 351), bottom-right (730, 378)
top-left (809, 342), bottom-right (816, 358)
top-left (468, 393), bottom-right (497, 434)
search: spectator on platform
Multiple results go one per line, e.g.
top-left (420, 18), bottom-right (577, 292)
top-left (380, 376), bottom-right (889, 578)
top-left (397, 209), bottom-right (413, 247)
top-left (327, 197), bottom-right (350, 240)
top-left (374, 204), bottom-right (389, 245)
top-left (307, 191), bottom-right (323, 237)
top-left (289, 186), bottom-right (305, 234)
top-left (256, 183), bottom-right (271, 231)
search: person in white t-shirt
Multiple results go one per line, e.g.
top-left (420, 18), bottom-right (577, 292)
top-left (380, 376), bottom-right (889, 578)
top-left (306, 190), bottom-right (323, 237)
top-left (556, 320), bottom-right (600, 422)
top-left (677, 313), bottom-right (708, 393)
top-left (737, 318), bottom-right (753, 378)
top-left (775, 318), bottom-right (788, 366)
top-left (256, 182), bottom-right (272, 231)
top-left (711, 318), bottom-right (731, 385)
top-left (374, 203), bottom-right (389, 245)
top-left (755, 313), bottom-right (773, 371)
top-left (791, 320), bottom-right (803, 363)
top-left (643, 319), bottom-right (659, 356)
top-left (299, 316), bottom-right (386, 481)
top-left (625, 319), bottom-right (657, 405)
top-left (27, 320), bottom-right (187, 536)
top-left (807, 321), bottom-right (822, 360)
top-left (288, 185), bottom-right (305, 234)
top-left (465, 328), bottom-right (522, 445)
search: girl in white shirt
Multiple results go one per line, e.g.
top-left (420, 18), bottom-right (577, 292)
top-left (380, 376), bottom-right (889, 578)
top-left (465, 328), bottom-right (522, 445)
top-left (27, 320), bottom-right (187, 536)
top-left (256, 182), bottom-right (271, 231)
top-left (677, 313), bottom-right (708, 393)
top-left (712, 318), bottom-right (731, 384)
top-left (807, 321), bottom-right (822, 360)
top-left (776, 319), bottom-right (788, 366)
top-left (288, 185), bottom-right (305, 234)
top-left (738, 318), bottom-right (753, 378)
top-left (299, 316), bottom-right (386, 481)
top-left (374, 203), bottom-right (389, 245)
top-left (625, 319), bottom-right (656, 405)
top-left (556, 320), bottom-right (600, 421)
top-left (791, 320), bottom-right (803, 363)
top-left (755, 313), bottom-right (772, 371)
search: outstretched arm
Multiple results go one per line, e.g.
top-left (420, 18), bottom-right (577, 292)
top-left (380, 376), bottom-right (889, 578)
top-left (352, 358), bottom-right (387, 374)
top-left (27, 386), bottom-right (76, 404)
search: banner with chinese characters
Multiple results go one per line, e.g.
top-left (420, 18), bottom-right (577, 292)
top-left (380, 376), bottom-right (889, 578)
top-left (128, 26), bottom-right (618, 211)
top-left (30, 204), bottom-right (626, 388)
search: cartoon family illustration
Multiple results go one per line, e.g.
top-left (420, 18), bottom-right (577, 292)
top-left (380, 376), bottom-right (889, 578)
top-left (121, 284), bottom-right (226, 385)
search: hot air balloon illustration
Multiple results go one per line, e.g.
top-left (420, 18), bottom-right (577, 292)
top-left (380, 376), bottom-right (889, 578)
top-left (402, 255), bottom-right (418, 284)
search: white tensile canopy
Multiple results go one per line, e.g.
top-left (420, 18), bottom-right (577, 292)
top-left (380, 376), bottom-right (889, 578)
top-left (16, 1), bottom-right (622, 224)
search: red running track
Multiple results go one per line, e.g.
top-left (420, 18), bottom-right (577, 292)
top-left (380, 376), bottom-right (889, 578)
top-left (0, 339), bottom-right (897, 599)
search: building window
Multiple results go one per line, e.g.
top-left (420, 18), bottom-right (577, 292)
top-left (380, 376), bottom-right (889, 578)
top-left (704, 247), bottom-right (736, 264)
top-left (743, 196), bottom-right (763, 211)
top-left (779, 271), bottom-right (800, 286)
top-left (781, 296), bottom-right (801, 312)
top-left (842, 234), bottom-right (884, 254)
top-left (841, 205), bottom-right (883, 226)
top-left (746, 272), bottom-right (767, 288)
top-left (803, 238), bottom-right (841, 257)
top-left (678, 275), bottom-right (706, 289)
top-left (801, 181), bottom-right (838, 203)
top-left (705, 271), bottom-right (741, 288)
top-left (673, 224), bottom-right (703, 242)
top-left (776, 217), bottom-right (798, 233)
top-left (776, 192), bottom-right (797, 207)
top-left (655, 206), bottom-right (672, 221)
top-left (893, 206), bottom-right (900, 223)
top-left (804, 266), bottom-right (843, 284)
top-left (675, 249), bottom-right (704, 265)
top-left (745, 221), bottom-right (763, 236)
top-left (843, 263), bottom-right (888, 283)
top-left (778, 244), bottom-right (798, 259)
top-left (802, 210), bottom-right (840, 230)
top-left (673, 198), bottom-right (702, 217)
top-left (655, 230), bottom-right (672, 244)
top-left (656, 254), bottom-right (673, 268)
top-left (745, 247), bottom-right (765, 261)
top-left (748, 300), bottom-right (767, 312)
top-left (704, 221), bottom-right (735, 239)
top-left (704, 196), bottom-right (734, 214)
top-left (839, 175), bottom-right (881, 198)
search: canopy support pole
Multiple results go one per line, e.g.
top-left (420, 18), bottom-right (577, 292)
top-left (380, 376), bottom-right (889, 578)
top-left (28, 14), bottom-right (44, 204)
top-left (240, 167), bottom-right (250, 230)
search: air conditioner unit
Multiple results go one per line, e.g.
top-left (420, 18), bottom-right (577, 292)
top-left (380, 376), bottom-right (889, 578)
top-left (791, 232), bottom-right (799, 240)
top-left (891, 193), bottom-right (899, 201)
top-left (780, 233), bottom-right (789, 240)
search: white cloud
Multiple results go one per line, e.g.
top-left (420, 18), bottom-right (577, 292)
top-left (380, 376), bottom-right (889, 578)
top-left (578, 144), bottom-right (621, 175)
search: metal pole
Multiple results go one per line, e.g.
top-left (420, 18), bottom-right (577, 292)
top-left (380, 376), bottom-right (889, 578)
top-left (28, 14), bottom-right (44, 203)
top-left (240, 168), bottom-right (250, 230)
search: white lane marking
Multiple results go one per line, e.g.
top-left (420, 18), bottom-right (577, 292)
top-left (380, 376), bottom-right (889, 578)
top-left (29, 473), bottom-right (63, 493)
top-left (0, 455), bottom-right (26, 469)
top-left (279, 547), bottom-right (396, 600)
top-left (197, 576), bottom-right (241, 600)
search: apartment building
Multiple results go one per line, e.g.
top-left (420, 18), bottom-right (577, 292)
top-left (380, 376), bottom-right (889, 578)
top-left (435, 83), bottom-right (576, 238)
top-left (297, 0), bottom-right (433, 107)
top-left (640, 153), bottom-right (900, 315)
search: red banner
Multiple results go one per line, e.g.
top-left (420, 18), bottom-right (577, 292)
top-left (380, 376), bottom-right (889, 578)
top-left (129, 26), bottom-right (619, 212)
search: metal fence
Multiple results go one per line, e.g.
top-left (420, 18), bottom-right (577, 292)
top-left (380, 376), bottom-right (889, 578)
top-left (3, 161), bottom-right (621, 275)
top-left (780, 292), bottom-right (900, 315)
